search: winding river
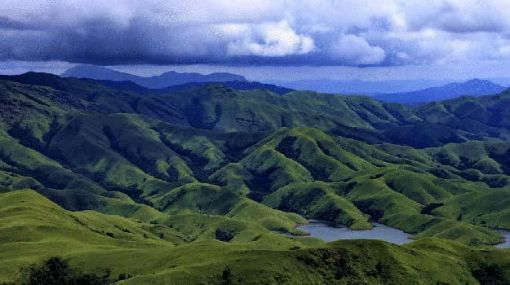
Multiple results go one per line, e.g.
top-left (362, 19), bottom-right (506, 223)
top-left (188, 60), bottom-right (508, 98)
top-left (295, 222), bottom-right (510, 249)
top-left (296, 221), bottom-right (413, 245)
top-left (496, 231), bottom-right (510, 249)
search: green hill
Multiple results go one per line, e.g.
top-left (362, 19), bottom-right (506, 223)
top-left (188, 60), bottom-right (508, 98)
top-left (1, 73), bottom-right (510, 283)
top-left (1, 190), bottom-right (509, 284)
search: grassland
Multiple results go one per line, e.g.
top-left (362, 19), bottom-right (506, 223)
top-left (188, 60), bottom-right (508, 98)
top-left (1, 190), bottom-right (509, 284)
top-left (0, 73), bottom-right (510, 283)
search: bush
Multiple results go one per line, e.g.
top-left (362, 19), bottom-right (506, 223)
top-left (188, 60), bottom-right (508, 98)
top-left (215, 221), bottom-right (245, 242)
top-left (472, 262), bottom-right (508, 285)
top-left (21, 257), bottom-right (110, 285)
top-left (221, 266), bottom-right (233, 285)
top-left (215, 228), bottom-right (236, 242)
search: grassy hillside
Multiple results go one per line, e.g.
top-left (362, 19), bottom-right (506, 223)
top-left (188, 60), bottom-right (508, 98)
top-left (0, 75), bottom-right (509, 243)
top-left (1, 190), bottom-right (509, 284)
top-left (1, 73), bottom-right (510, 283)
top-left (4, 72), bottom-right (510, 147)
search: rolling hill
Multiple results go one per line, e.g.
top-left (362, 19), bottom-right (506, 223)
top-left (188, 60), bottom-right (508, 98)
top-left (1, 190), bottom-right (509, 284)
top-left (0, 72), bottom-right (510, 283)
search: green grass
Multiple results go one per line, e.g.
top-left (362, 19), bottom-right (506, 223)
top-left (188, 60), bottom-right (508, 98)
top-left (1, 74), bottom-right (510, 283)
top-left (264, 181), bottom-right (372, 230)
top-left (433, 188), bottom-right (510, 230)
top-left (1, 190), bottom-right (508, 284)
top-left (0, 190), bottom-right (322, 283)
top-left (226, 198), bottom-right (307, 234)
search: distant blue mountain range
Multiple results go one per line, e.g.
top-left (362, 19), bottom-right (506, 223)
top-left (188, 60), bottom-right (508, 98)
top-left (270, 79), bottom-right (452, 94)
top-left (373, 79), bottom-right (507, 104)
top-left (63, 65), bottom-right (247, 89)
top-left (62, 65), bottom-right (291, 95)
top-left (272, 78), bottom-right (507, 104)
top-left (63, 66), bottom-right (507, 104)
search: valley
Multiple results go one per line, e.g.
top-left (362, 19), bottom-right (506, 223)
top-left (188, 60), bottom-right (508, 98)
top-left (0, 72), bottom-right (509, 284)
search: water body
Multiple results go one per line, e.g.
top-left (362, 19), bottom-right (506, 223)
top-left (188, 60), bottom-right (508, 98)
top-left (496, 231), bottom-right (510, 249)
top-left (297, 221), bottom-right (413, 245)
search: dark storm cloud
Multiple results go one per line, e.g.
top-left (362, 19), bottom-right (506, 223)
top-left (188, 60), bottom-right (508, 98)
top-left (0, 16), bottom-right (41, 31)
top-left (1, 0), bottom-right (510, 66)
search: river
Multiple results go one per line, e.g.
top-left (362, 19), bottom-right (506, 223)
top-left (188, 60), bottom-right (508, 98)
top-left (296, 222), bottom-right (510, 248)
top-left (296, 221), bottom-right (413, 245)
top-left (496, 231), bottom-right (510, 249)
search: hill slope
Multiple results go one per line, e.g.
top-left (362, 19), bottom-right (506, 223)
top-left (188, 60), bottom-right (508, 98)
top-left (1, 73), bottom-right (510, 283)
top-left (1, 190), bottom-right (509, 285)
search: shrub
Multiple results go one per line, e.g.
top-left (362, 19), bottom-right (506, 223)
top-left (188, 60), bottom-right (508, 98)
top-left (221, 266), bottom-right (233, 285)
top-left (21, 257), bottom-right (110, 285)
top-left (215, 221), bottom-right (245, 242)
top-left (472, 262), bottom-right (508, 285)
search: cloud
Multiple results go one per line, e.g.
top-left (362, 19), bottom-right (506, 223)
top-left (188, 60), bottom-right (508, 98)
top-left (1, 0), bottom-right (510, 66)
top-left (220, 21), bottom-right (315, 57)
top-left (329, 34), bottom-right (385, 65)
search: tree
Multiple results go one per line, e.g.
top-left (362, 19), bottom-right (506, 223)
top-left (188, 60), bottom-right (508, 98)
top-left (221, 266), bottom-right (233, 285)
top-left (22, 257), bottom-right (110, 285)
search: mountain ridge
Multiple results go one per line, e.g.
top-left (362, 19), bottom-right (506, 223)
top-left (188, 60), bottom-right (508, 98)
top-left (3, 72), bottom-right (510, 148)
top-left (62, 65), bottom-right (247, 89)
top-left (271, 79), bottom-right (452, 94)
top-left (374, 79), bottom-right (507, 104)
top-left (0, 72), bottom-right (509, 284)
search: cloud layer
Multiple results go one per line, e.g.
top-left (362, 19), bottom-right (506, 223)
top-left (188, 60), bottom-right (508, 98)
top-left (1, 0), bottom-right (510, 66)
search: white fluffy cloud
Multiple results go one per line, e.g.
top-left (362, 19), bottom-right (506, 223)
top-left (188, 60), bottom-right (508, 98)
top-left (330, 34), bottom-right (386, 65)
top-left (219, 21), bottom-right (315, 57)
top-left (1, 0), bottom-right (510, 66)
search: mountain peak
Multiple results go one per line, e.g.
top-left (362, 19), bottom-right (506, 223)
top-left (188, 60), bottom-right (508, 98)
top-left (62, 65), bottom-right (138, 81)
top-left (465, 78), bottom-right (486, 83)
top-left (462, 78), bottom-right (500, 87)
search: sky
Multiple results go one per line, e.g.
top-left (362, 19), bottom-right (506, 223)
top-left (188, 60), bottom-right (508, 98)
top-left (1, 0), bottom-right (510, 82)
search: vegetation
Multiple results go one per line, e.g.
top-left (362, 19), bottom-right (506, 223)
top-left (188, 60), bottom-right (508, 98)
top-left (21, 257), bottom-right (109, 285)
top-left (0, 190), bottom-right (508, 284)
top-left (0, 73), bottom-right (509, 283)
